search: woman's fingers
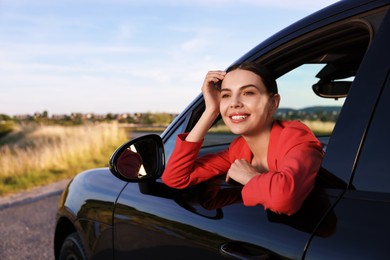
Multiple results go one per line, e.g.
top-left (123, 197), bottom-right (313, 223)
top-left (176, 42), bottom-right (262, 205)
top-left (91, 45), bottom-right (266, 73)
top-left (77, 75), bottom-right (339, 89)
top-left (205, 71), bottom-right (226, 85)
top-left (226, 159), bottom-right (259, 185)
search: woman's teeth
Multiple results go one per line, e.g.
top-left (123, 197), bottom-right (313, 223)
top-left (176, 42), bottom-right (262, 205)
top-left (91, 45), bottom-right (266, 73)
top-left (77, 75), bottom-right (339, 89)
top-left (231, 115), bottom-right (248, 120)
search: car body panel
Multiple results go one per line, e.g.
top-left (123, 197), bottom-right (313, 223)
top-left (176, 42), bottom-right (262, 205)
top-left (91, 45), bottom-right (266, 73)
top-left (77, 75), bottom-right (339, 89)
top-left (306, 189), bottom-right (390, 259)
top-left (56, 168), bottom-right (127, 258)
top-left (113, 178), bottom-right (335, 259)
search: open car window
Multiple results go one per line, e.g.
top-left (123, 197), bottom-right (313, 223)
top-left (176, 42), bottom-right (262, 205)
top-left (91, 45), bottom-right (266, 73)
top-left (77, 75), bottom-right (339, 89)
top-left (201, 19), bottom-right (371, 151)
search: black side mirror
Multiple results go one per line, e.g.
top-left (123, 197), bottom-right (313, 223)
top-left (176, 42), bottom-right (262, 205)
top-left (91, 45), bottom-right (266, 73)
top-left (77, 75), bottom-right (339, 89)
top-left (109, 134), bottom-right (165, 182)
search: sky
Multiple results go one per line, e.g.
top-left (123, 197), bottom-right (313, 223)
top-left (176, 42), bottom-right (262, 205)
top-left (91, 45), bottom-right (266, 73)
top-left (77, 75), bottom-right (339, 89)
top-left (0, 0), bottom-right (340, 116)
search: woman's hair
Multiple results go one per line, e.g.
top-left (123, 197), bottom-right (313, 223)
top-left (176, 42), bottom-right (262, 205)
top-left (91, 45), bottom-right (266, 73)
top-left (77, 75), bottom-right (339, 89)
top-left (226, 62), bottom-right (278, 95)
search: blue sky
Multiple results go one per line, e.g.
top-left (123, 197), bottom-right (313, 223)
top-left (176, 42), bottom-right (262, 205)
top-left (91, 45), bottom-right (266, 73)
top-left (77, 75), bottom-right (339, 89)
top-left (0, 0), bottom-right (339, 116)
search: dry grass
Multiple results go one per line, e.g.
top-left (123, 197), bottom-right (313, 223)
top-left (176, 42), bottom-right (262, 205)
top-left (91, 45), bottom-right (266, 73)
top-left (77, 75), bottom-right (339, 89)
top-left (209, 120), bottom-right (336, 136)
top-left (301, 120), bottom-right (335, 136)
top-left (0, 120), bottom-right (335, 196)
top-left (0, 123), bottom-right (128, 196)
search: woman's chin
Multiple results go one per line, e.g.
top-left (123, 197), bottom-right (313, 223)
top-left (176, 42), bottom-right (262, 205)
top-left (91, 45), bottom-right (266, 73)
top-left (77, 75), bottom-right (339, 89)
top-left (228, 125), bottom-right (247, 135)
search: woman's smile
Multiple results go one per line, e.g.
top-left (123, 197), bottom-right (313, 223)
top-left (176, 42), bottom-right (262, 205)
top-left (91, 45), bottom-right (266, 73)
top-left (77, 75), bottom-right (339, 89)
top-left (229, 113), bottom-right (250, 123)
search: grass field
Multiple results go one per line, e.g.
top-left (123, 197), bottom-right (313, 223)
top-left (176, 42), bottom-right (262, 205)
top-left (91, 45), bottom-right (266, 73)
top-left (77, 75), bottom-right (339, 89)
top-left (209, 120), bottom-right (335, 136)
top-left (0, 123), bottom-right (128, 196)
top-left (0, 120), bottom-right (335, 196)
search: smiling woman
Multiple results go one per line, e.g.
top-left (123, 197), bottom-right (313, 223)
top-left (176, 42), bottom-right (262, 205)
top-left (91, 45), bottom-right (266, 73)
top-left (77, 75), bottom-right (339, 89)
top-left (162, 61), bottom-right (323, 215)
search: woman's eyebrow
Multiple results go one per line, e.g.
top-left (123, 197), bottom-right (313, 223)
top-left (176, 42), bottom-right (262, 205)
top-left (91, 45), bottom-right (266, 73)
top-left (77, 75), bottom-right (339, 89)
top-left (221, 84), bottom-right (258, 92)
top-left (240, 84), bottom-right (258, 90)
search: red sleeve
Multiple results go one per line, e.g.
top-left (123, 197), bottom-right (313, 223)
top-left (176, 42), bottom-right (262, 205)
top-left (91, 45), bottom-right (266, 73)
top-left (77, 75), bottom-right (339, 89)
top-left (242, 121), bottom-right (323, 215)
top-left (162, 133), bottom-right (231, 188)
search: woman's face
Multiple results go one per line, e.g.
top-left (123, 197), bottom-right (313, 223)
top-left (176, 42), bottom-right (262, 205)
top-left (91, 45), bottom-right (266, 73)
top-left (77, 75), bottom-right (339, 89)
top-left (219, 69), bottom-right (279, 136)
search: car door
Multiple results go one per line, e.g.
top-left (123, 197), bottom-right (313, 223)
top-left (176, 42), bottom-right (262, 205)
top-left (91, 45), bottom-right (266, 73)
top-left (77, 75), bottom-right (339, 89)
top-left (305, 7), bottom-right (390, 259)
top-left (112, 104), bottom-right (329, 259)
top-left (112, 168), bottom-right (331, 260)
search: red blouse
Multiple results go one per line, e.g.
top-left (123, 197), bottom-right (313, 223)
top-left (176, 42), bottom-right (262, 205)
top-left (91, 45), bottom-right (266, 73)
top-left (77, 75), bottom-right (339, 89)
top-left (162, 120), bottom-right (323, 215)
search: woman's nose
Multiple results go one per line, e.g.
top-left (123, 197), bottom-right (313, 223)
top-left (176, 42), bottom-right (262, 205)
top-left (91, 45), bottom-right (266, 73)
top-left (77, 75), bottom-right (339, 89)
top-left (230, 95), bottom-right (243, 108)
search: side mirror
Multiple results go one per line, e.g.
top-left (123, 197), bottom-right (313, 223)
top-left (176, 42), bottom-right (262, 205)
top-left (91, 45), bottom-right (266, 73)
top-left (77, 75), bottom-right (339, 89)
top-left (109, 134), bottom-right (165, 182)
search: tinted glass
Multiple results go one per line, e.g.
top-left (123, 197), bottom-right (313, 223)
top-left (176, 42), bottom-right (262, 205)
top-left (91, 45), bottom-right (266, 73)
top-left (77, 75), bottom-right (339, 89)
top-left (164, 119), bottom-right (187, 160)
top-left (352, 76), bottom-right (390, 193)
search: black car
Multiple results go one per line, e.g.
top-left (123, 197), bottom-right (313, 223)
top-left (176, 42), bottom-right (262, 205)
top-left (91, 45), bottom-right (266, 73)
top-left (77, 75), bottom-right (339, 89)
top-left (54, 0), bottom-right (390, 259)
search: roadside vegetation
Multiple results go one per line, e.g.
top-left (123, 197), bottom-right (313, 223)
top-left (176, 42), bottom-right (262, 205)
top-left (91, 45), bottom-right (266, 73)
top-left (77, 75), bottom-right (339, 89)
top-left (0, 123), bottom-right (128, 196)
top-left (0, 107), bottom-right (338, 196)
top-left (301, 120), bottom-right (335, 136)
top-left (209, 118), bottom-right (335, 136)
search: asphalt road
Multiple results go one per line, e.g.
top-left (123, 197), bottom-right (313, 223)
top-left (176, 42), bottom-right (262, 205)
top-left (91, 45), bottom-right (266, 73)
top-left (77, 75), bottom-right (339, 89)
top-left (0, 132), bottom-right (161, 260)
top-left (0, 180), bottom-right (69, 260)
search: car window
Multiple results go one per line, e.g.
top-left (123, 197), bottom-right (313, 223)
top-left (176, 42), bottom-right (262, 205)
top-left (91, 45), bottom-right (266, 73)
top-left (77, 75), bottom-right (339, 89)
top-left (351, 75), bottom-right (390, 193)
top-left (200, 23), bottom-right (372, 152)
top-left (189, 20), bottom-right (372, 188)
top-left (204, 64), bottom-right (345, 150)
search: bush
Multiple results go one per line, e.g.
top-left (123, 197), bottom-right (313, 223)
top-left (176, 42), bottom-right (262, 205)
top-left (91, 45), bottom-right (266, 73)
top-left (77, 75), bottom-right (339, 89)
top-left (0, 121), bottom-right (15, 139)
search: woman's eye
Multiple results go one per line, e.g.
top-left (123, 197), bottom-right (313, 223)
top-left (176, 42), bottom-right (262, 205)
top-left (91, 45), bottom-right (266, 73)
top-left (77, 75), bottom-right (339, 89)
top-left (221, 93), bottom-right (230, 99)
top-left (243, 91), bottom-right (255, 96)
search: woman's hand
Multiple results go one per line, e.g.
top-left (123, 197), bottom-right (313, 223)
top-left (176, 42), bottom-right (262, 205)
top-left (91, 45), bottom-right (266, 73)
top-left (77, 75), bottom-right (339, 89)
top-left (202, 70), bottom-right (226, 115)
top-left (184, 70), bottom-right (225, 143)
top-left (226, 159), bottom-right (260, 185)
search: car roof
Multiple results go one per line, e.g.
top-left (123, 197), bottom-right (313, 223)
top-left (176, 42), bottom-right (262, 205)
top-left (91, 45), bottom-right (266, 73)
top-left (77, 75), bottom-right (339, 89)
top-left (232, 0), bottom-right (390, 66)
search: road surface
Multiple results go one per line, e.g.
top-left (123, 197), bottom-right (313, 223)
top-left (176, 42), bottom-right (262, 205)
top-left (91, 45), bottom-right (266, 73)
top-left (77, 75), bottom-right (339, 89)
top-left (0, 132), bottom-right (162, 259)
top-left (0, 180), bottom-right (69, 260)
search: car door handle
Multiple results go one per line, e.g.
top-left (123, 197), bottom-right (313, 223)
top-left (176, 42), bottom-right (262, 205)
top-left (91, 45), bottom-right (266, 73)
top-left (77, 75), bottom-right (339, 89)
top-left (219, 241), bottom-right (274, 259)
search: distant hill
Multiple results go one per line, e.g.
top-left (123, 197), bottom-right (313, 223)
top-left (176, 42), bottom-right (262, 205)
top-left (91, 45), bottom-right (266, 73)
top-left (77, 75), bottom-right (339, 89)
top-left (277, 106), bottom-right (342, 113)
top-left (275, 106), bottom-right (342, 121)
